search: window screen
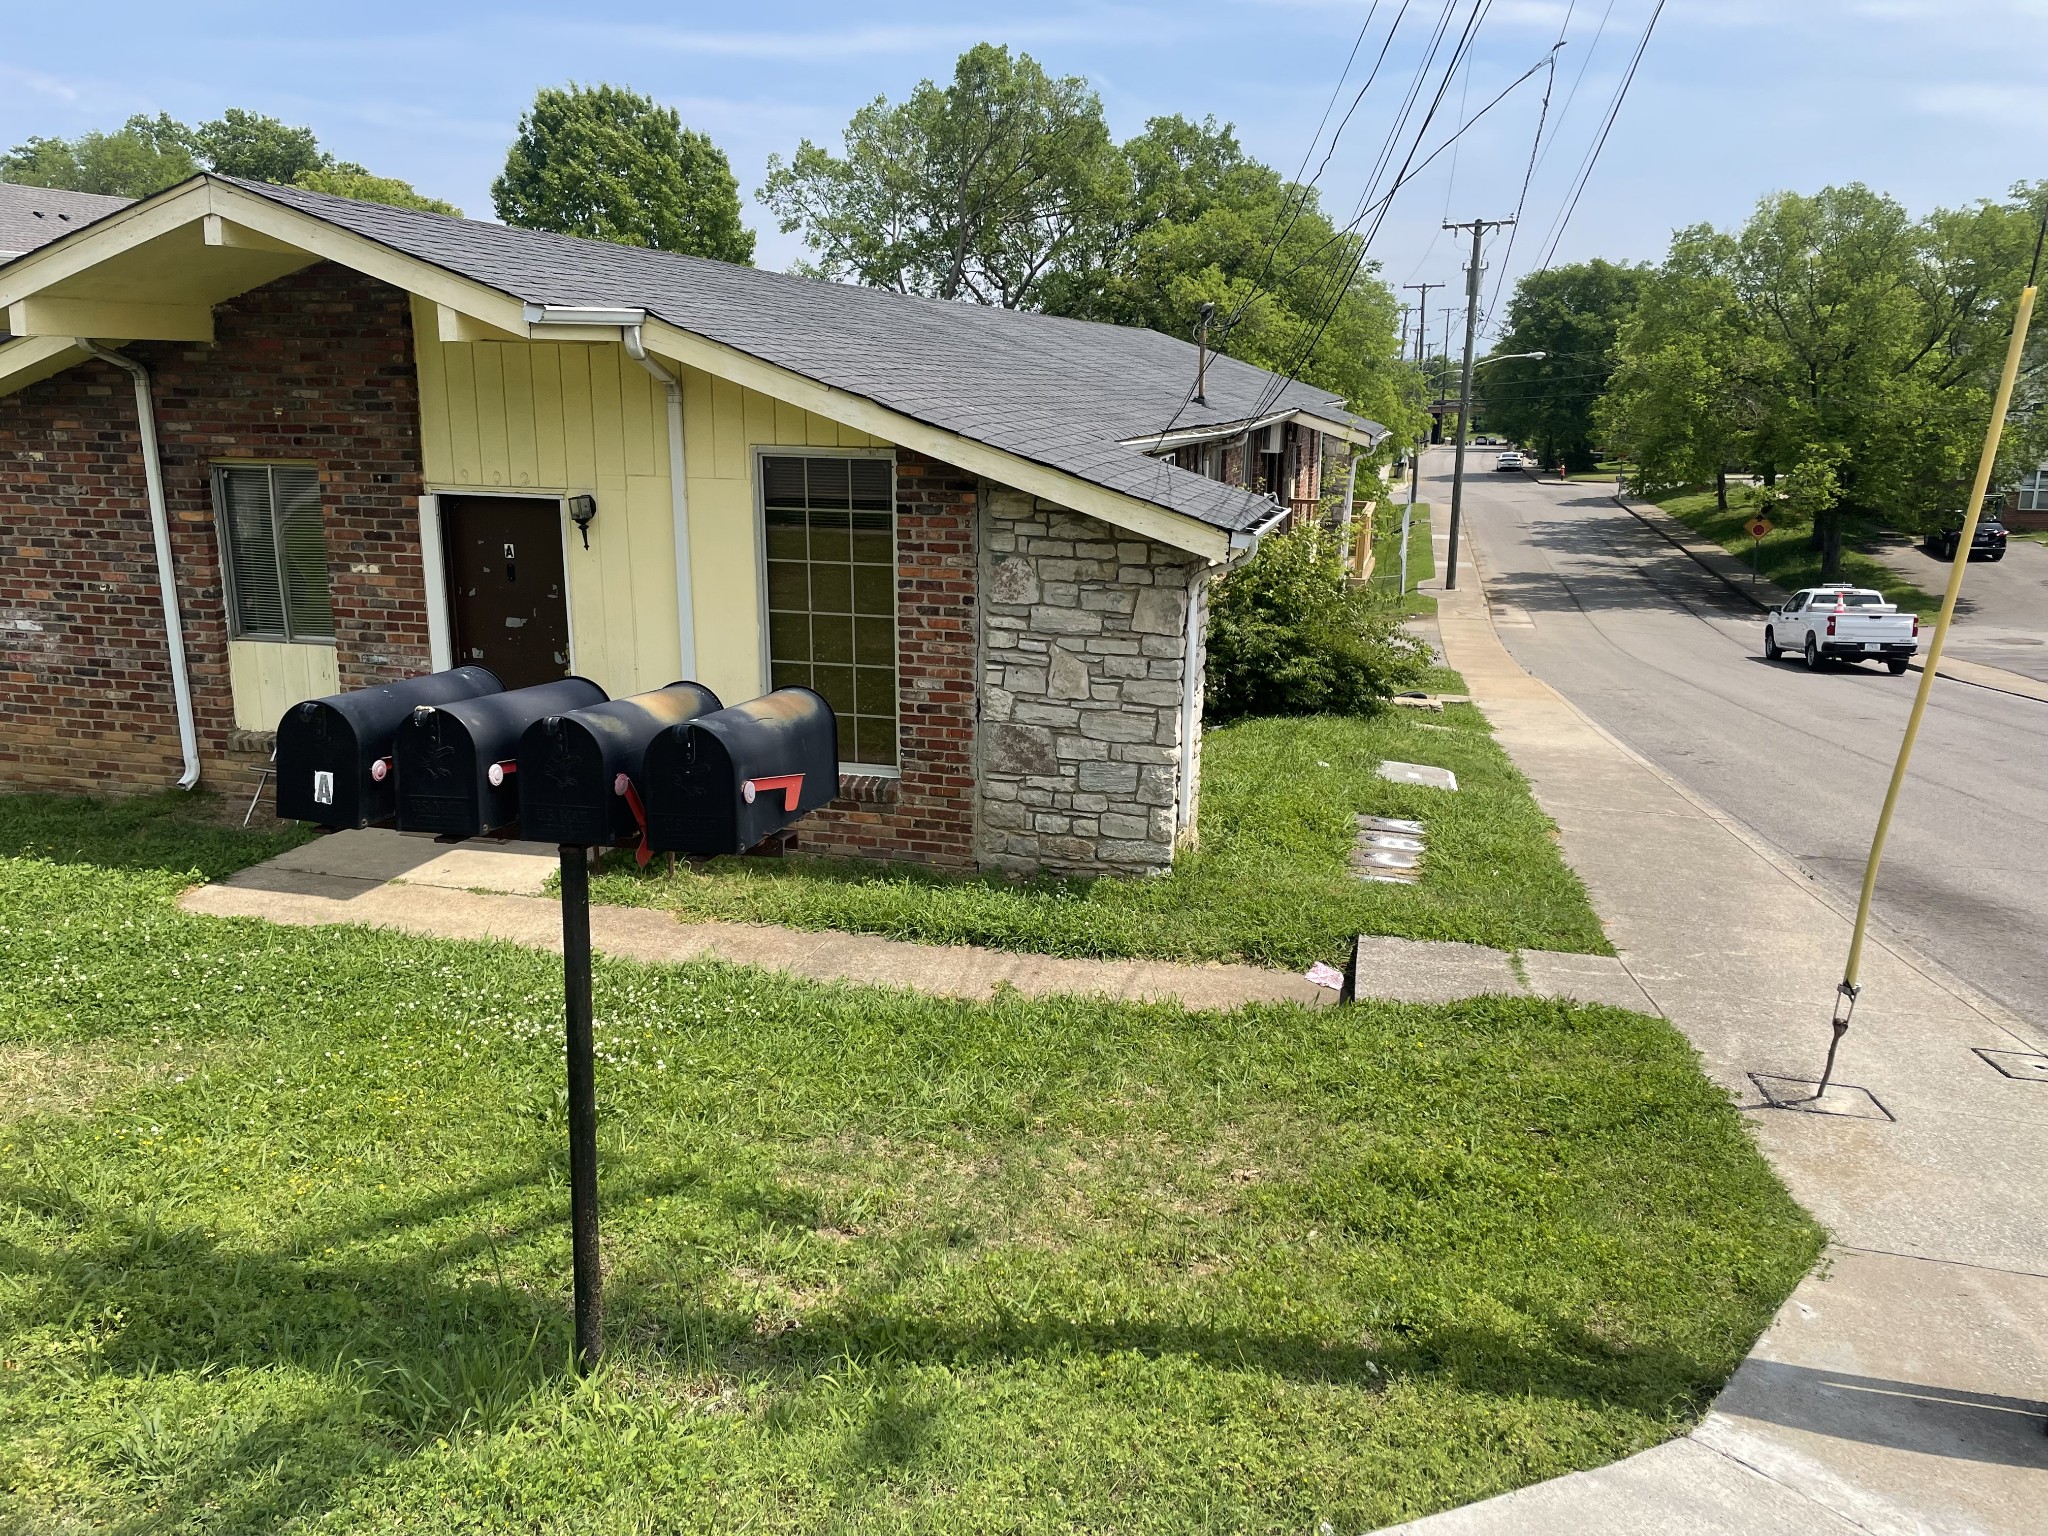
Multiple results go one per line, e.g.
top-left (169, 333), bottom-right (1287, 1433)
top-left (214, 465), bottom-right (334, 642)
top-left (761, 454), bottom-right (897, 767)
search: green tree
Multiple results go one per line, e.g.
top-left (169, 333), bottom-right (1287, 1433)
top-left (760, 43), bottom-right (1118, 305)
top-left (0, 113), bottom-right (195, 197)
top-left (1473, 259), bottom-right (1649, 472)
top-left (1048, 114), bottom-right (1418, 440)
top-left (1595, 235), bottom-right (1760, 505)
top-left (192, 108), bottom-right (325, 184)
top-left (1599, 183), bottom-right (2048, 579)
top-left (494, 84), bottom-right (754, 263)
top-left (3, 107), bottom-right (460, 214)
top-left (292, 166), bottom-right (459, 216)
top-left (1206, 524), bottom-right (1428, 724)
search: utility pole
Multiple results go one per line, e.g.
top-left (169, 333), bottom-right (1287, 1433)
top-left (1442, 218), bottom-right (1514, 591)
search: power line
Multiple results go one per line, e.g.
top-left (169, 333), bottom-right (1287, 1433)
top-left (1534, 0), bottom-right (1666, 272)
top-left (1249, 28), bottom-right (1581, 426)
top-left (1142, 0), bottom-right (1419, 451)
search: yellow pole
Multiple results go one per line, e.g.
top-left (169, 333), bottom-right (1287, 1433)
top-left (1816, 279), bottom-right (2037, 1092)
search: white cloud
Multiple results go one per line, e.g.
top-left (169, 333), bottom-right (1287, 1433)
top-left (0, 64), bottom-right (82, 104)
top-left (544, 14), bottom-right (1158, 63)
top-left (1911, 81), bottom-right (2048, 129)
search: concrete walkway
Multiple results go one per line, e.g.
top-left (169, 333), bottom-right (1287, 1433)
top-left (182, 828), bottom-right (1654, 1013)
top-left (1387, 522), bottom-right (2048, 1532)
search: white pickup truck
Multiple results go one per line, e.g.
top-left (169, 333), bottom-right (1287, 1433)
top-left (1763, 587), bottom-right (1920, 674)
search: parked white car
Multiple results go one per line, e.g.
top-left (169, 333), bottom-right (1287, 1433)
top-left (1764, 587), bottom-right (1920, 674)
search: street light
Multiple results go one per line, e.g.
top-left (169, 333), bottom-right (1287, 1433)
top-left (1442, 351), bottom-right (1548, 589)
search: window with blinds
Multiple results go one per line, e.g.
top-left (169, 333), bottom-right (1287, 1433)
top-left (760, 454), bottom-right (898, 768)
top-left (213, 464), bottom-right (334, 643)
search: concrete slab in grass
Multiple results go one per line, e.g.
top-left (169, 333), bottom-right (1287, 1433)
top-left (1379, 760), bottom-right (1459, 791)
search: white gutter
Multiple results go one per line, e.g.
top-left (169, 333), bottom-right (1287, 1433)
top-left (524, 303), bottom-right (650, 329)
top-left (1225, 497), bottom-right (1293, 556)
top-left (620, 324), bottom-right (698, 679)
top-left (1127, 408), bottom-right (1387, 456)
top-left (1176, 569), bottom-right (1210, 846)
top-left (1126, 408), bottom-right (1299, 455)
top-left (79, 341), bottom-right (200, 789)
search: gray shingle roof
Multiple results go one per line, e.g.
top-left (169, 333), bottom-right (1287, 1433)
top-left (226, 177), bottom-right (1383, 537)
top-left (0, 182), bottom-right (133, 260)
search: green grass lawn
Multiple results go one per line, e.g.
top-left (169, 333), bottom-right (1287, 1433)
top-left (1654, 487), bottom-right (1945, 620)
top-left (587, 699), bottom-right (1609, 968)
top-left (1367, 499), bottom-right (1437, 616)
top-left (0, 831), bottom-right (1821, 1532)
top-left (0, 787), bottom-right (311, 881)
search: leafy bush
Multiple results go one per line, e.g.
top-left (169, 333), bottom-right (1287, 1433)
top-left (1206, 524), bottom-right (1429, 723)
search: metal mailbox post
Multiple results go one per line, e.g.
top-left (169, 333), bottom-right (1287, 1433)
top-left (274, 669), bottom-right (836, 1377)
top-left (516, 682), bottom-right (723, 853)
top-left (641, 687), bottom-right (840, 856)
top-left (274, 665), bottom-right (501, 829)
top-left (393, 678), bottom-right (608, 838)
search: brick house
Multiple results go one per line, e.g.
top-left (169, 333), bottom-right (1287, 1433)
top-left (0, 175), bottom-right (1383, 876)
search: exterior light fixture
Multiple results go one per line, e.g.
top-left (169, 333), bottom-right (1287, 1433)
top-left (568, 494), bottom-right (597, 549)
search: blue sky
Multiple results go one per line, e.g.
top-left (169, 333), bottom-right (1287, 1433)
top-left (5, 1), bottom-right (2043, 345)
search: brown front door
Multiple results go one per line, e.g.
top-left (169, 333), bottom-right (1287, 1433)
top-left (440, 495), bottom-right (571, 692)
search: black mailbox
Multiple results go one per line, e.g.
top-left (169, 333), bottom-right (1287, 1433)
top-left (642, 687), bottom-right (839, 855)
top-left (516, 681), bottom-right (724, 848)
top-left (394, 677), bottom-right (608, 838)
top-left (275, 665), bottom-right (503, 829)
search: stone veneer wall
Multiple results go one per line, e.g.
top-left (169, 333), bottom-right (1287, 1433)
top-left (0, 263), bottom-right (426, 796)
top-left (977, 488), bottom-right (1207, 876)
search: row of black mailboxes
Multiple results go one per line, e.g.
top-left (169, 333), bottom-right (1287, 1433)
top-left (275, 667), bottom-right (840, 855)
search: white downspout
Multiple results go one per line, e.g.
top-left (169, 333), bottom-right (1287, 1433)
top-left (1175, 569), bottom-right (1210, 848)
top-left (622, 326), bottom-right (698, 679)
top-left (80, 341), bottom-right (201, 790)
top-left (1338, 448), bottom-right (1362, 573)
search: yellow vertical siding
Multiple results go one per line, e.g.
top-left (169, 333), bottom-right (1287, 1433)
top-left (228, 640), bottom-right (339, 731)
top-left (410, 298), bottom-right (896, 708)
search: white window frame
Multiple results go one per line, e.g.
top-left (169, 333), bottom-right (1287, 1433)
top-left (420, 486), bottom-right (579, 678)
top-left (752, 445), bottom-right (901, 777)
top-left (211, 460), bottom-right (335, 645)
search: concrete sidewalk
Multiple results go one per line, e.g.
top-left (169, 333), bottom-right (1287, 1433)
top-left (181, 828), bottom-right (1654, 1013)
top-left (1389, 528), bottom-right (2048, 1532)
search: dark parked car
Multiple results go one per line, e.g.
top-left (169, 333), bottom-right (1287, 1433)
top-left (1925, 512), bottom-right (2007, 562)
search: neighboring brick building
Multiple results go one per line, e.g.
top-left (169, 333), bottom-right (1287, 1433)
top-left (0, 174), bottom-right (1383, 875)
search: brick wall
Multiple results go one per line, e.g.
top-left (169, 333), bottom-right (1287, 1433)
top-left (795, 450), bottom-right (978, 871)
top-left (0, 263), bottom-right (426, 796)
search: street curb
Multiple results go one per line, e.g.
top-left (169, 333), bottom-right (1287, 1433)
top-left (1609, 492), bottom-right (1783, 612)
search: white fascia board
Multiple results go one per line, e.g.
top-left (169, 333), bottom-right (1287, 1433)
top-left (639, 317), bottom-right (1232, 562)
top-left (0, 334), bottom-right (91, 398)
top-left (203, 183), bottom-right (532, 335)
top-left (1125, 407), bottom-right (1384, 456)
top-left (1120, 409), bottom-right (1297, 455)
top-left (0, 179), bottom-right (214, 308)
top-left (1293, 410), bottom-right (1386, 448)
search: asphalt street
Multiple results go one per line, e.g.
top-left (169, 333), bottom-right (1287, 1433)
top-left (1423, 448), bottom-right (2048, 1035)
top-left (1865, 526), bottom-right (2048, 683)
